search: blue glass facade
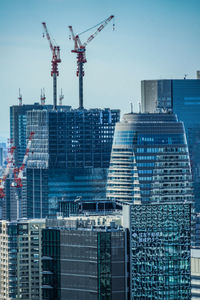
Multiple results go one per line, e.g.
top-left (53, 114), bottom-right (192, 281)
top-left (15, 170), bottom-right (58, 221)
top-left (107, 113), bottom-right (193, 205)
top-left (123, 202), bottom-right (192, 299)
top-left (26, 108), bottom-right (120, 218)
top-left (141, 79), bottom-right (200, 211)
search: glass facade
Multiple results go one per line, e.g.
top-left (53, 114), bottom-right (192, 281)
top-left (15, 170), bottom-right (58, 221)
top-left (141, 79), bottom-right (200, 211)
top-left (42, 229), bottom-right (60, 300)
top-left (123, 202), bottom-right (191, 299)
top-left (41, 225), bottom-right (126, 300)
top-left (25, 108), bottom-right (120, 218)
top-left (107, 113), bottom-right (193, 205)
top-left (97, 232), bottom-right (112, 299)
top-left (10, 103), bottom-right (59, 167)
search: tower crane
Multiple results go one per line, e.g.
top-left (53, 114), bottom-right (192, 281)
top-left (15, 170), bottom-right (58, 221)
top-left (68, 15), bottom-right (114, 109)
top-left (0, 144), bottom-right (16, 198)
top-left (12, 131), bottom-right (35, 188)
top-left (42, 22), bottom-right (61, 110)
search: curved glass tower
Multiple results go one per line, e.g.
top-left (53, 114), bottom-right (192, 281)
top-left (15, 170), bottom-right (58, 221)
top-left (107, 113), bottom-right (193, 204)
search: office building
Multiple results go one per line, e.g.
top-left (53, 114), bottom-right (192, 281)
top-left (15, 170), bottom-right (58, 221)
top-left (123, 202), bottom-right (192, 299)
top-left (25, 108), bottom-right (120, 218)
top-left (0, 221), bottom-right (18, 300)
top-left (0, 219), bottom-right (46, 300)
top-left (107, 113), bottom-right (193, 205)
top-left (10, 103), bottom-right (71, 168)
top-left (191, 249), bottom-right (200, 299)
top-left (141, 78), bottom-right (200, 211)
top-left (42, 215), bottom-right (127, 300)
top-left (0, 214), bottom-right (126, 300)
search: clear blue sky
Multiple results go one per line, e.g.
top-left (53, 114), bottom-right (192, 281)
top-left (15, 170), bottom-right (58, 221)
top-left (0, 0), bottom-right (200, 138)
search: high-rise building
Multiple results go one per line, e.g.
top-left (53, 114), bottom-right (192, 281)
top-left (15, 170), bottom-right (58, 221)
top-left (107, 113), bottom-right (193, 205)
top-left (123, 202), bottom-right (192, 299)
top-left (10, 103), bottom-right (71, 167)
top-left (0, 221), bottom-right (18, 300)
top-left (0, 219), bottom-right (46, 300)
top-left (42, 216), bottom-right (127, 300)
top-left (6, 103), bottom-right (72, 222)
top-left (25, 108), bottom-right (120, 218)
top-left (0, 214), bottom-right (126, 300)
top-left (141, 78), bottom-right (200, 211)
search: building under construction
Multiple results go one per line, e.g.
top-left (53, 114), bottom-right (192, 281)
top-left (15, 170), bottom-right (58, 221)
top-left (24, 108), bottom-right (120, 218)
top-left (6, 16), bottom-right (118, 220)
top-left (10, 102), bottom-right (71, 168)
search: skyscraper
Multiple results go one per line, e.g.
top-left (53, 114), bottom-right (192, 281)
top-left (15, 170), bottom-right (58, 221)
top-left (123, 202), bottom-right (192, 299)
top-left (141, 78), bottom-right (200, 211)
top-left (0, 219), bottom-right (46, 300)
top-left (0, 214), bottom-right (126, 300)
top-left (107, 113), bottom-right (193, 205)
top-left (25, 108), bottom-right (120, 218)
top-left (42, 216), bottom-right (127, 300)
top-left (10, 103), bottom-right (71, 167)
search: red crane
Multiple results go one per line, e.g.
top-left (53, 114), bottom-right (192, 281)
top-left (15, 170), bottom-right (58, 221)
top-left (12, 132), bottom-right (35, 188)
top-left (0, 144), bottom-right (16, 198)
top-left (69, 15), bottom-right (114, 109)
top-left (42, 22), bottom-right (61, 110)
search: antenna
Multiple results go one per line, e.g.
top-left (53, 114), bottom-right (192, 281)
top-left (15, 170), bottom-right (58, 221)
top-left (18, 89), bottom-right (22, 106)
top-left (139, 103), bottom-right (141, 113)
top-left (59, 89), bottom-right (64, 106)
top-left (130, 101), bottom-right (133, 114)
top-left (40, 88), bottom-right (46, 105)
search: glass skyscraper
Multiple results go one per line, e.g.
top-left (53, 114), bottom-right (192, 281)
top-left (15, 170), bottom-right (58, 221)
top-left (123, 202), bottom-right (192, 299)
top-left (42, 224), bottom-right (127, 300)
top-left (107, 113), bottom-right (193, 205)
top-left (141, 78), bottom-right (200, 211)
top-left (25, 108), bottom-right (120, 218)
top-left (10, 103), bottom-right (70, 167)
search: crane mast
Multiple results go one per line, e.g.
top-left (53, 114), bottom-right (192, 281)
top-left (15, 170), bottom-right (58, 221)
top-left (42, 22), bottom-right (61, 110)
top-left (69, 15), bottom-right (114, 109)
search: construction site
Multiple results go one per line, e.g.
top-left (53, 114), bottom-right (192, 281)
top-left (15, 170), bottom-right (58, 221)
top-left (0, 15), bottom-right (119, 221)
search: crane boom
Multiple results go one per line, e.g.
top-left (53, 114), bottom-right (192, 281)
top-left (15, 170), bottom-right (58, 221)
top-left (42, 22), bottom-right (54, 52)
top-left (68, 15), bottom-right (114, 109)
top-left (83, 15), bottom-right (114, 47)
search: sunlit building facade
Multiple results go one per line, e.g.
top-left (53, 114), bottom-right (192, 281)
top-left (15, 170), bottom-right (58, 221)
top-left (107, 113), bottom-right (193, 205)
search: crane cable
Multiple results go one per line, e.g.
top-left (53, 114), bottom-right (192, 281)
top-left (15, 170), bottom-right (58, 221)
top-left (78, 16), bottom-right (115, 36)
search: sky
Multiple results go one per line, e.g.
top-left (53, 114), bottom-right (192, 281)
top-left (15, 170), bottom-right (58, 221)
top-left (0, 0), bottom-right (200, 139)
